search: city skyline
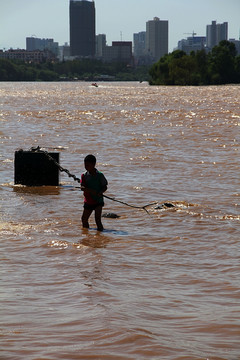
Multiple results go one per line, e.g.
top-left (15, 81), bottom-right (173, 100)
top-left (0, 0), bottom-right (240, 52)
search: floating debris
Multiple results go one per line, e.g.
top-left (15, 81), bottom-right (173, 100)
top-left (102, 212), bottom-right (120, 218)
top-left (155, 203), bottom-right (175, 209)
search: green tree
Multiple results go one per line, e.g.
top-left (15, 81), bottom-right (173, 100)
top-left (0, 59), bottom-right (18, 80)
top-left (149, 41), bottom-right (240, 86)
top-left (149, 50), bottom-right (188, 85)
top-left (208, 41), bottom-right (237, 84)
top-left (195, 49), bottom-right (209, 84)
top-left (38, 69), bottom-right (58, 81)
top-left (235, 56), bottom-right (240, 83)
top-left (168, 53), bottom-right (199, 85)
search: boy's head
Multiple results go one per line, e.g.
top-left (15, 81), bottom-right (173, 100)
top-left (84, 154), bottom-right (96, 172)
top-left (84, 154), bottom-right (96, 165)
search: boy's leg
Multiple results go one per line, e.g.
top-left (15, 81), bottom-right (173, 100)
top-left (82, 208), bottom-right (92, 228)
top-left (95, 205), bottom-right (103, 231)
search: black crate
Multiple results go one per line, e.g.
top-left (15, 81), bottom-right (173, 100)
top-left (14, 151), bottom-right (59, 186)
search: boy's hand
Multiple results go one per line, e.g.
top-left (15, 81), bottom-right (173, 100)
top-left (81, 186), bottom-right (105, 197)
top-left (82, 187), bottom-right (97, 196)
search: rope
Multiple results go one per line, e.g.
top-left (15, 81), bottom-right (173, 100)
top-left (30, 146), bottom-right (157, 214)
top-left (103, 194), bottom-right (157, 214)
top-left (30, 146), bottom-right (81, 183)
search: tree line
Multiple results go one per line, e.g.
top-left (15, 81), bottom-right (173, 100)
top-left (149, 41), bottom-right (240, 85)
top-left (1, 41), bottom-right (239, 85)
top-left (0, 58), bottom-right (149, 82)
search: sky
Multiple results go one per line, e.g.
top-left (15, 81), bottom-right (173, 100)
top-left (1, 0), bottom-right (240, 52)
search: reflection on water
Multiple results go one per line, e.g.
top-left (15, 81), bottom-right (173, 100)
top-left (0, 82), bottom-right (240, 360)
top-left (13, 185), bottom-right (61, 195)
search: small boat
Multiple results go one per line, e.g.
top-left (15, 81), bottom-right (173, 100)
top-left (91, 82), bottom-right (98, 87)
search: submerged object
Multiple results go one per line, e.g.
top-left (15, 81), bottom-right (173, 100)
top-left (102, 212), bottom-right (120, 218)
top-left (155, 203), bottom-right (175, 209)
top-left (14, 150), bottom-right (59, 186)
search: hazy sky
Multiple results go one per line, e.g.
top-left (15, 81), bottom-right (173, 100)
top-left (1, 0), bottom-right (240, 51)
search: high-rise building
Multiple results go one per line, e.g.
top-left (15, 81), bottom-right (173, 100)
top-left (96, 34), bottom-right (106, 58)
top-left (69, 0), bottom-right (95, 57)
top-left (177, 36), bottom-right (206, 54)
top-left (229, 38), bottom-right (240, 55)
top-left (146, 17), bottom-right (168, 62)
top-left (58, 43), bottom-right (71, 61)
top-left (206, 21), bottom-right (228, 49)
top-left (26, 37), bottom-right (59, 56)
top-left (133, 31), bottom-right (146, 57)
top-left (102, 41), bottom-right (133, 64)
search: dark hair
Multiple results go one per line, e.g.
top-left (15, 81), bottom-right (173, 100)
top-left (84, 154), bottom-right (96, 165)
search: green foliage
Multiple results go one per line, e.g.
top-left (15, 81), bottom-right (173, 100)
top-left (0, 58), bottom-right (150, 82)
top-left (149, 41), bottom-right (240, 86)
top-left (0, 59), bottom-right (19, 80)
top-left (0, 59), bottom-right (39, 81)
top-left (208, 41), bottom-right (237, 84)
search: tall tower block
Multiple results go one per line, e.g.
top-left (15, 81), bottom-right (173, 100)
top-left (70, 0), bottom-right (95, 57)
top-left (146, 17), bottom-right (168, 62)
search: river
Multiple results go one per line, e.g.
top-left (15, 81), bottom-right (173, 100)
top-left (0, 82), bottom-right (239, 360)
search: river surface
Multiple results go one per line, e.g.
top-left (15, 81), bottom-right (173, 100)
top-left (0, 82), bottom-right (239, 360)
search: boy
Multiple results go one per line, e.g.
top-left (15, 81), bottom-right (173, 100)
top-left (80, 154), bottom-right (108, 231)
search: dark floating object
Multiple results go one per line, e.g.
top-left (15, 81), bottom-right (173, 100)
top-left (155, 203), bottom-right (175, 209)
top-left (163, 202), bottom-right (175, 208)
top-left (102, 212), bottom-right (120, 218)
top-left (14, 150), bottom-right (59, 186)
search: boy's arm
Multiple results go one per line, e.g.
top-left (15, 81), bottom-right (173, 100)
top-left (80, 174), bottom-right (93, 194)
top-left (80, 173), bottom-right (107, 196)
top-left (81, 185), bottom-right (98, 195)
top-left (98, 184), bottom-right (107, 195)
top-left (99, 174), bottom-right (108, 195)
